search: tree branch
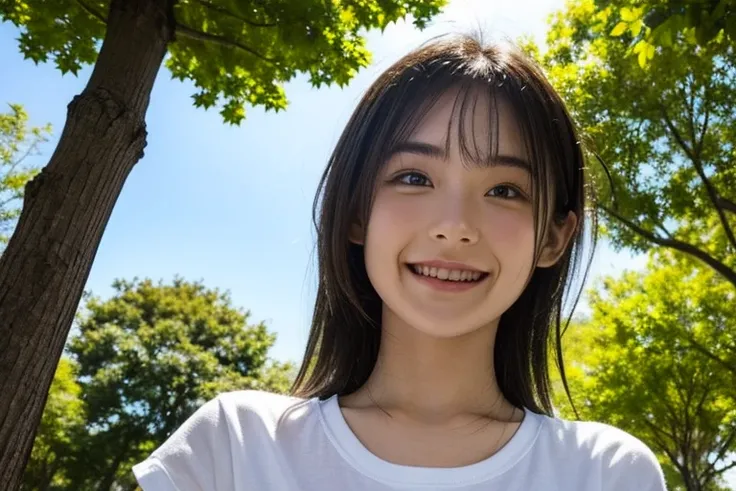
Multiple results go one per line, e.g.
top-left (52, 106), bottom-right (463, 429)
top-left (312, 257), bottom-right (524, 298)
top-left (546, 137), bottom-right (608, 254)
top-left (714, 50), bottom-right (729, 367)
top-left (655, 220), bottom-right (674, 239)
top-left (703, 428), bottom-right (736, 481)
top-left (660, 104), bottom-right (736, 251)
top-left (642, 419), bottom-right (685, 474)
top-left (660, 103), bottom-right (696, 164)
top-left (696, 87), bottom-right (710, 157)
top-left (682, 333), bottom-right (736, 375)
top-left (716, 196), bottom-right (736, 214)
top-left (192, 0), bottom-right (278, 28)
top-left (5, 138), bottom-right (45, 174)
top-left (712, 457), bottom-right (736, 478)
top-left (689, 382), bottom-right (714, 469)
top-left (174, 22), bottom-right (278, 64)
top-left (0, 197), bottom-right (20, 210)
top-left (598, 204), bottom-right (736, 288)
top-left (76, 0), bottom-right (107, 23)
top-left (643, 415), bottom-right (679, 447)
top-left (714, 430), bottom-right (736, 469)
top-left (686, 77), bottom-right (697, 149)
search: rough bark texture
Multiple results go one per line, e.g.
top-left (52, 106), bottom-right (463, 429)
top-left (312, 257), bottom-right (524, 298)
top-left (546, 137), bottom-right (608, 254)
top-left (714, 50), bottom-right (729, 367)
top-left (0, 0), bottom-right (175, 488)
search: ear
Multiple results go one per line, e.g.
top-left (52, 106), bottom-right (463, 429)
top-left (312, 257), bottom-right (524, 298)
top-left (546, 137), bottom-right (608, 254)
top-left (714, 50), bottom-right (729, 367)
top-left (348, 220), bottom-right (365, 245)
top-left (536, 211), bottom-right (578, 268)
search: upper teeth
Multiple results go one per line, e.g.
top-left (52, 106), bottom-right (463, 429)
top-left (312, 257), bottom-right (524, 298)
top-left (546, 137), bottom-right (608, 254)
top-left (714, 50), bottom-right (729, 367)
top-left (411, 265), bottom-right (483, 282)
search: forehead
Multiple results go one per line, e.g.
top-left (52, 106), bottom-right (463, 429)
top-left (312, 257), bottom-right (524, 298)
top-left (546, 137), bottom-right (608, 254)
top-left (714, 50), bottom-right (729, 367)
top-left (407, 87), bottom-right (528, 161)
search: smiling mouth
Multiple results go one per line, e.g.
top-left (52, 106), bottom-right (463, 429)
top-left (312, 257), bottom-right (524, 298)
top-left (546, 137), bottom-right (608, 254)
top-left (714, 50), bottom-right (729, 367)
top-left (406, 264), bottom-right (490, 283)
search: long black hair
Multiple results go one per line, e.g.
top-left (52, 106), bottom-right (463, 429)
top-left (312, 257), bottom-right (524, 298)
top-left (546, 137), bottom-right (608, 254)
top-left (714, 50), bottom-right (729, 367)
top-left (291, 34), bottom-right (597, 416)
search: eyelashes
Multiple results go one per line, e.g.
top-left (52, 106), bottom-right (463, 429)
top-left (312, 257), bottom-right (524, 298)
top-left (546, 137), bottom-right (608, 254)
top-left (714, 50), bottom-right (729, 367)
top-left (393, 171), bottom-right (431, 187)
top-left (389, 170), bottom-right (527, 200)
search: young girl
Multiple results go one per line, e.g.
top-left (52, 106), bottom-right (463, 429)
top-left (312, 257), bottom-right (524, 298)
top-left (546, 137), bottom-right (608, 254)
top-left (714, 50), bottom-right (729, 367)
top-left (133, 35), bottom-right (667, 490)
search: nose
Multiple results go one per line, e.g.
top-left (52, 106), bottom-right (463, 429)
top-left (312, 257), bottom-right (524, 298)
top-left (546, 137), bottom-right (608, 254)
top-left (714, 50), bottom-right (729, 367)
top-left (428, 203), bottom-right (480, 246)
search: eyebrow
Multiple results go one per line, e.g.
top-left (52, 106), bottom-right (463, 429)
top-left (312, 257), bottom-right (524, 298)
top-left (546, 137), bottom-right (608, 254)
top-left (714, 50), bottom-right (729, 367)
top-left (388, 141), bottom-right (532, 172)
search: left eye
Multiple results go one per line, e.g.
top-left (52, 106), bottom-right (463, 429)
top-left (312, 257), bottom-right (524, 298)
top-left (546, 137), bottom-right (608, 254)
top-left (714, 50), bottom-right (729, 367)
top-left (395, 171), bottom-right (432, 187)
top-left (486, 185), bottom-right (522, 199)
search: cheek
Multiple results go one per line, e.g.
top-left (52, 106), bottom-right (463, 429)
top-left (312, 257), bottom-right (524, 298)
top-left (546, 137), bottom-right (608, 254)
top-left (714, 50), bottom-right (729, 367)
top-left (367, 191), bottom-right (421, 233)
top-left (485, 208), bottom-right (536, 253)
top-left (364, 191), bottom-right (423, 278)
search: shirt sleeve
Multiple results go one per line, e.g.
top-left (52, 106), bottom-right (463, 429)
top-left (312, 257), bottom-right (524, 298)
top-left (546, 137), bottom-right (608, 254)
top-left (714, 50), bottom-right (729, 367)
top-left (604, 436), bottom-right (669, 491)
top-left (133, 396), bottom-right (236, 491)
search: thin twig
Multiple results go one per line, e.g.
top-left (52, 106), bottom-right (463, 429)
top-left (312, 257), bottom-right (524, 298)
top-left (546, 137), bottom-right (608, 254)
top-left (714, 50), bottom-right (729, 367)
top-left (175, 22), bottom-right (278, 64)
top-left (192, 0), bottom-right (277, 28)
top-left (76, 0), bottom-right (107, 23)
top-left (696, 86), bottom-right (710, 156)
top-left (0, 197), bottom-right (20, 209)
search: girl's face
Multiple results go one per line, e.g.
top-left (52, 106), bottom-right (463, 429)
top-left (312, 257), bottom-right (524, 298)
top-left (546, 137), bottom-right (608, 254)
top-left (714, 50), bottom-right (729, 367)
top-left (358, 88), bottom-right (573, 339)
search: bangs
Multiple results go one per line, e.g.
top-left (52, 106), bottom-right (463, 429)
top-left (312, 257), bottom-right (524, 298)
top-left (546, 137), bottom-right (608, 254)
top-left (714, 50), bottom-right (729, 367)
top-left (389, 79), bottom-right (537, 174)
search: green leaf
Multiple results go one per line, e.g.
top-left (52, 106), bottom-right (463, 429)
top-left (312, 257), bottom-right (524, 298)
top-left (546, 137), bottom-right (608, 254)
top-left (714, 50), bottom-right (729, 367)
top-left (611, 21), bottom-right (628, 36)
top-left (620, 7), bottom-right (636, 22)
top-left (630, 19), bottom-right (644, 37)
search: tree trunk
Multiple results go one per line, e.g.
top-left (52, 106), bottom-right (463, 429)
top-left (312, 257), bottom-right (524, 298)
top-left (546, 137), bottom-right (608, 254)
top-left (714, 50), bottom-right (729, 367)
top-left (39, 458), bottom-right (60, 491)
top-left (0, 0), bottom-right (175, 488)
top-left (97, 437), bottom-right (131, 491)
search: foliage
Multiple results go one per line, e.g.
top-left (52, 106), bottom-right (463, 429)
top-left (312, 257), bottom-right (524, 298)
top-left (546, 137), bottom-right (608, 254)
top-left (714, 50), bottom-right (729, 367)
top-left (597, 0), bottom-right (735, 64)
top-left (23, 277), bottom-right (294, 490)
top-left (554, 251), bottom-right (736, 491)
top-left (0, 0), bottom-right (446, 125)
top-left (0, 103), bottom-right (51, 250)
top-left (21, 358), bottom-right (86, 491)
top-left (540, 0), bottom-right (736, 289)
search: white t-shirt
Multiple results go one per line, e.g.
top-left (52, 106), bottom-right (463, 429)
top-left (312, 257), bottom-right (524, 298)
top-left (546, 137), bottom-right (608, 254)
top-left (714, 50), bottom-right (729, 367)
top-left (133, 390), bottom-right (668, 490)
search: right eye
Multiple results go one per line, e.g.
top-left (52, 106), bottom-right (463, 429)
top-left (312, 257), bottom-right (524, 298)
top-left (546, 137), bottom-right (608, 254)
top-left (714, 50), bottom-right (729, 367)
top-left (393, 171), bottom-right (432, 187)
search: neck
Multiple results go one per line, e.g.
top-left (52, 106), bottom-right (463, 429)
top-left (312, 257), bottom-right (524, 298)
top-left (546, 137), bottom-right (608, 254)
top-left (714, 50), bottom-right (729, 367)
top-left (347, 307), bottom-right (517, 425)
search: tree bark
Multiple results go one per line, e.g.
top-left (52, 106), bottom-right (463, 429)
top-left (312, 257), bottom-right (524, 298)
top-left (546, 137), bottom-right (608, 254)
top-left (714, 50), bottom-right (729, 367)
top-left (0, 0), bottom-right (176, 488)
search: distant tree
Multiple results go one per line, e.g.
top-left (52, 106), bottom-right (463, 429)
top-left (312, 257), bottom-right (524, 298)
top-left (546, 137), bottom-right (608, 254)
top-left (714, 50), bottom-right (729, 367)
top-left (0, 103), bottom-right (51, 251)
top-left (554, 251), bottom-right (736, 491)
top-left (58, 277), bottom-right (295, 490)
top-left (0, 1), bottom-right (446, 486)
top-left (21, 357), bottom-right (85, 491)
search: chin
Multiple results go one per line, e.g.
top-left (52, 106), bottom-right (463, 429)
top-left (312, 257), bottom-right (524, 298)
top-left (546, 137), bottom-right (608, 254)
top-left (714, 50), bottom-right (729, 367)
top-left (395, 308), bottom-right (497, 340)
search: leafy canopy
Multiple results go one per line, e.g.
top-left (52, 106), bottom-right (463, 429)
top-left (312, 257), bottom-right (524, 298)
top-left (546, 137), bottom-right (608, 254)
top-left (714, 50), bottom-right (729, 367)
top-left (553, 251), bottom-right (736, 490)
top-left (599, 0), bottom-right (735, 66)
top-left (539, 0), bottom-right (735, 287)
top-left (0, 103), bottom-right (51, 250)
top-left (0, 0), bottom-right (446, 124)
top-left (37, 276), bottom-right (295, 489)
top-left (70, 276), bottom-right (294, 441)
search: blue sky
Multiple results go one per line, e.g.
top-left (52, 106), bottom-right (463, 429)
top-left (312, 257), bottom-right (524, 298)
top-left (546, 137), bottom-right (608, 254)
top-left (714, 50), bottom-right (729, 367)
top-left (0, 0), bottom-right (648, 366)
